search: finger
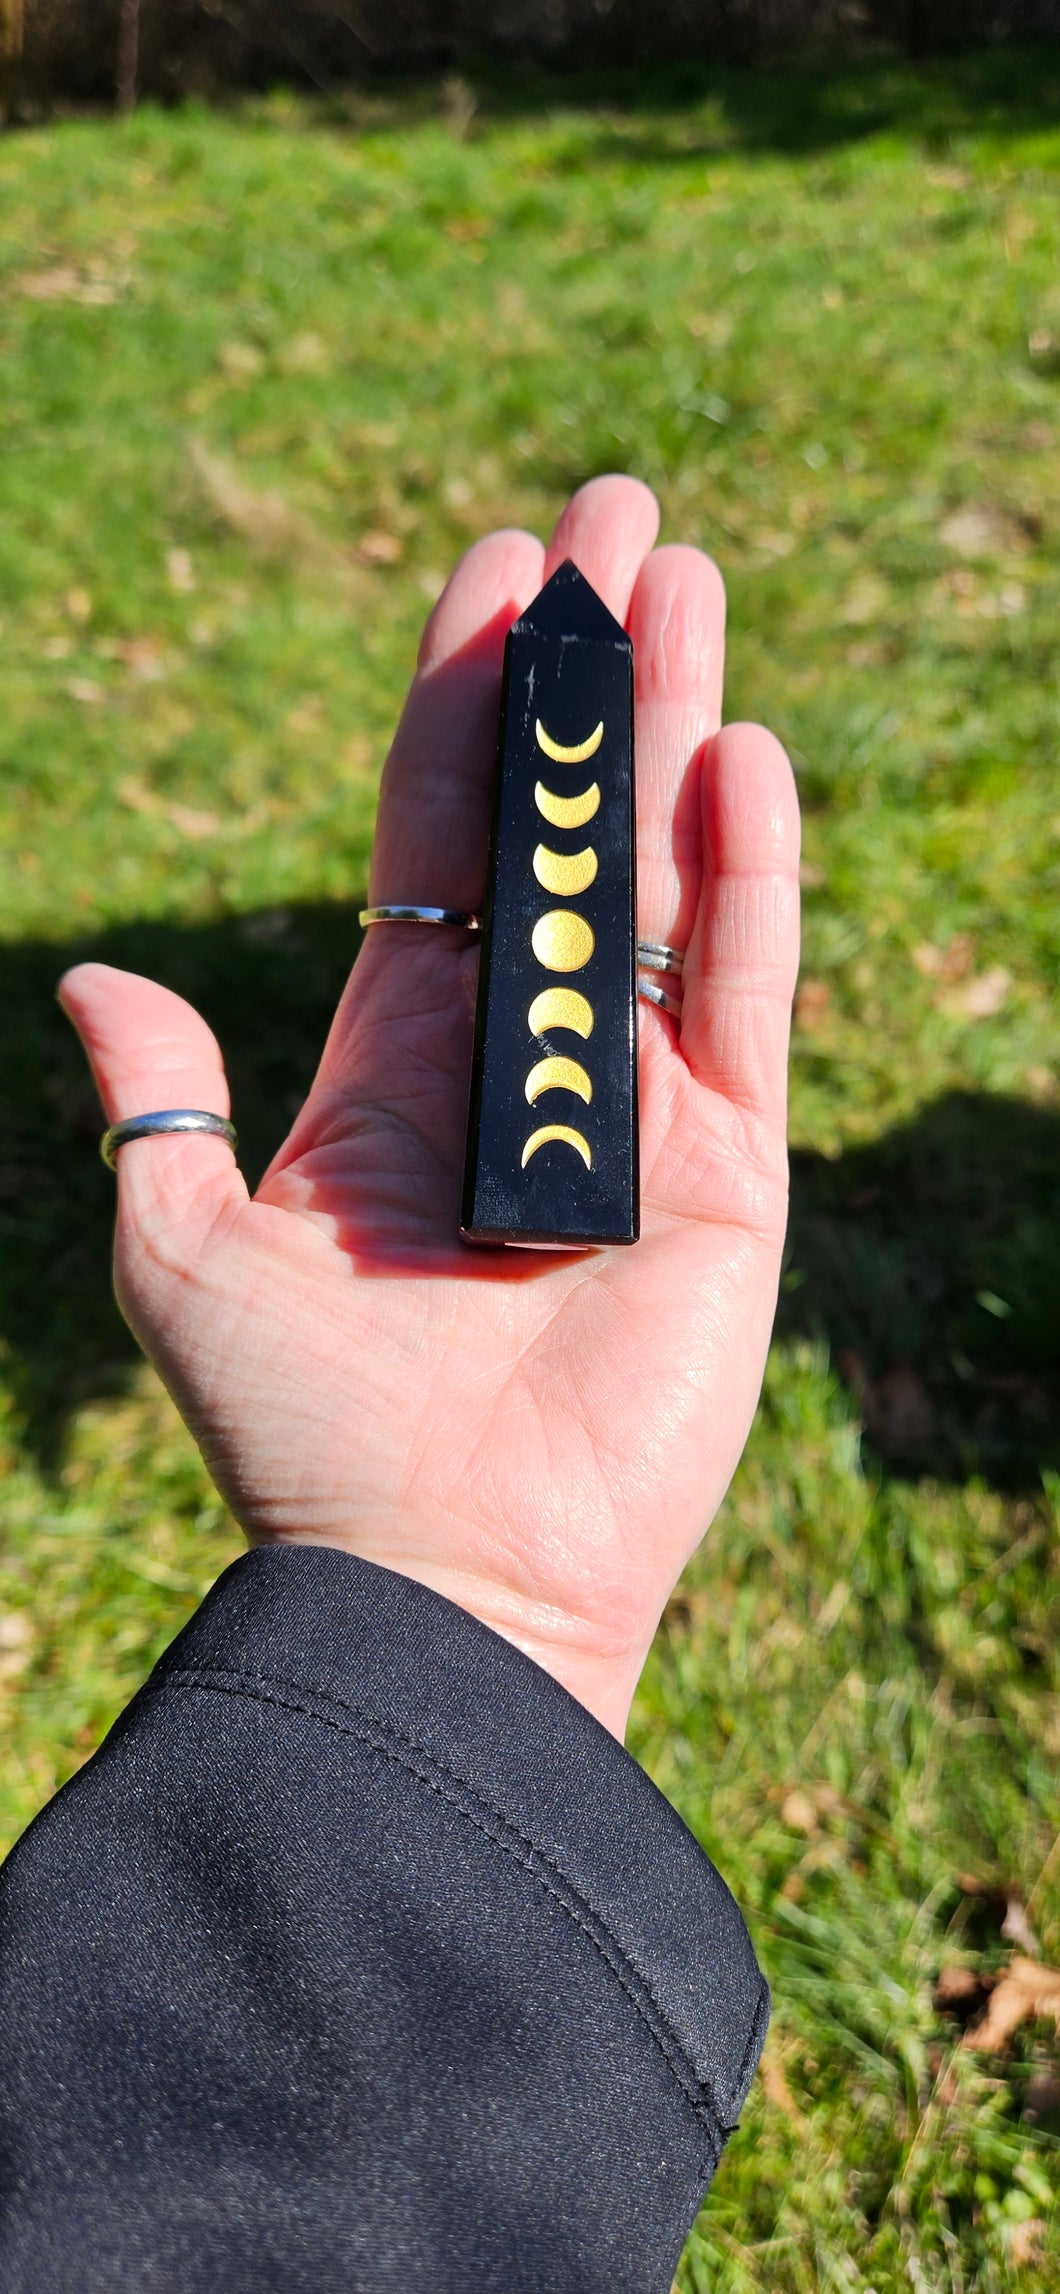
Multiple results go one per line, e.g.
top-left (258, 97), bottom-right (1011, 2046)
top-left (626, 543), bottom-right (726, 959)
top-left (58, 963), bottom-right (246, 1243)
top-left (368, 527), bottom-right (546, 912)
top-left (542, 474), bottom-right (659, 624)
top-left (367, 480), bottom-right (658, 919)
top-left (311, 483), bottom-right (660, 1124)
top-left (679, 723), bottom-right (801, 1122)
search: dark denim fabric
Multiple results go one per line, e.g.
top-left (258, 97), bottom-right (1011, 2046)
top-left (0, 1546), bottom-right (768, 2292)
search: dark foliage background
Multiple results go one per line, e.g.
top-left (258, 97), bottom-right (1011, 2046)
top-left (12, 0), bottom-right (1060, 107)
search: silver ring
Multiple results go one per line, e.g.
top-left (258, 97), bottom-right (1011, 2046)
top-left (637, 976), bottom-right (683, 1020)
top-left (359, 905), bottom-right (481, 930)
top-left (100, 1109), bottom-right (237, 1171)
top-left (637, 941), bottom-right (685, 977)
top-left (359, 910), bottom-right (688, 987)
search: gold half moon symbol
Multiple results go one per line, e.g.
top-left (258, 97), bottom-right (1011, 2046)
top-left (527, 987), bottom-right (594, 1040)
top-left (533, 842), bottom-right (598, 898)
top-left (531, 911), bottom-right (595, 972)
top-left (525, 1056), bottom-right (592, 1107)
top-left (535, 780), bottom-right (600, 830)
top-left (521, 1124), bottom-right (592, 1172)
top-left (535, 718), bottom-right (604, 766)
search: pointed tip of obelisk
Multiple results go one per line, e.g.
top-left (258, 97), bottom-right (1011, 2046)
top-left (514, 559), bottom-right (631, 648)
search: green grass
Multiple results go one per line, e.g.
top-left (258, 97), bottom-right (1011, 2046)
top-left (1, 48), bottom-right (1059, 2289)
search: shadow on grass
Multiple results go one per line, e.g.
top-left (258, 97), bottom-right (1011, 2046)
top-left (356, 43), bottom-right (1060, 160)
top-left (1, 904), bottom-right (1057, 1488)
top-left (781, 1095), bottom-right (1060, 1490)
top-left (0, 902), bottom-right (363, 1467)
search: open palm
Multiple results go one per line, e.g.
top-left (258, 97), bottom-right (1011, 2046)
top-left (62, 477), bottom-right (800, 1738)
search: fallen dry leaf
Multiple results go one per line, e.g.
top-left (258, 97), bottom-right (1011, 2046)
top-left (219, 339), bottom-right (265, 381)
top-left (940, 503), bottom-right (1030, 558)
top-left (0, 1611), bottom-right (33, 1682)
top-left (117, 780), bottom-right (218, 839)
top-left (759, 2044), bottom-right (807, 2129)
top-left (166, 803), bottom-right (220, 840)
top-left (752, 528), bottom-right (796, 559)
top-left (65, 676), bottom-right (103, 705)
top-left (953, 1874), bottom-right (1041, 1956)
top-left (355, 530), bottom-right (403, 566)
top-left (285, 697), bottom-right (324, 735)
top-left (1007, 2217), bottom-right (1045, 2269)
top-left (956, 966), bottom-right (1012, 1020)
top-left (445, 213), bottom-right (489, 242)
top-left (115, 636), bottom-right (168, 682)
top-left (18, 265), bottom-right (120, 304)
top-left (794, 977), bottom-right (831, 1031)
top-left (166, 548), bottom-right (195, 594)
top-left (780, 1790), bottom-right (819, 1836)
top-left (1001, 1897), bottom-right (1042, 1958)
top-left (935, 1964), bottom-right (987, 2012)
top-left (962, 1956), bottom-right (1060, 2052)
top-left (912, 933), bottom-right (974, 982)
top-left (840, 573), bottom-right (890, 625)
top-left (118, 778), bottom-right (159, 817)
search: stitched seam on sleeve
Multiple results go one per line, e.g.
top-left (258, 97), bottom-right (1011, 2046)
top-left (157, 1664), bottom-right (729, 2147)
top-left (159, 1655), bottom-right (752, 2089)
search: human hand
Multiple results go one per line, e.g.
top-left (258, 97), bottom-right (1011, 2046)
top-left (61, 476), bottom-right (800, 1740)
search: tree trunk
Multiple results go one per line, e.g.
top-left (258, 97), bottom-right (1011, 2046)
top-left (117, 0), bottom-right (142, 110)
top-left (0, 0), bottom-right (24, 128)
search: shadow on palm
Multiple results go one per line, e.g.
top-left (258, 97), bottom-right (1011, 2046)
top-left (264, 937), bottom-right (590, 1285)
top-left (5, 903), bottom-right (1054, 1495)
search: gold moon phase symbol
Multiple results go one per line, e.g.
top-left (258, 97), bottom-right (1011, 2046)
top-left (533, 842), bottom-right (598, 898)
top-left (535, 718), bottom-right (604, 766)
top-left (531, 911), bottom-right (595, 972)
top-left (535, 780), bottom-right (600, 830)
top-left (521, 1124), bottom-right (592, 1172)
top-left (528, 987), bottom-right (594, 1040)
top-left (525, 1056), bottom-right (592, 1107)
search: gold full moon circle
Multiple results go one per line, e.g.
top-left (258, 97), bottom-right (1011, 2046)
top-left (535, 780), bottom-right (600, 830)
top-left (527, 987), bottom-right (594, 1040)
top-left (524, 1056), bottom-right (593, 1106)
top-left (531, 911), bottom-right (595, 972)
top-left (535, 718), bottom-right (604, 766)
top-left (521, 1124), bottom-right (592, 1171)
top-left (532, 843), bottom-right (598, 898)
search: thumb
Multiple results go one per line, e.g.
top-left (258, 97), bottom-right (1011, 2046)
top-left (58, 963), bottom-right (247, 1270)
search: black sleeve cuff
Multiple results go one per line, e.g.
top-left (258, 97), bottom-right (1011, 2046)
top-left (0, 1545), bottom-right (768, 2294)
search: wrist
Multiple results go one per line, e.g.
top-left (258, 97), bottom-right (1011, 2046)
top-left (251, 1530), bottom-right (647, 1741)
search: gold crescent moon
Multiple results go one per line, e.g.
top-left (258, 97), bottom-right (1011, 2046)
top-left (535, 780), bottom-right (600, 830)
top-left (533, 842), bottom-right (598, 898)
top-left (535, 718), bottom-right (604, 766)
top-left (531, 911), bottom-right (595, 972)
top-left (521, 1124), bottom-right (592, 1171)
top-left (527, 988), bottom-right (594, 1040)
top-left (524, 1056), bottom-right (592, 1106)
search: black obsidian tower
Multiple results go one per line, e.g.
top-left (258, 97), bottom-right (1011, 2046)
top-left (462, 561), bottom-right (638, 1248)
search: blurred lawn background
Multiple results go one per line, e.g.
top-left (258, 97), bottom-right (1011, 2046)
top-left (1, 45), bottom-right (1059, 2290)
